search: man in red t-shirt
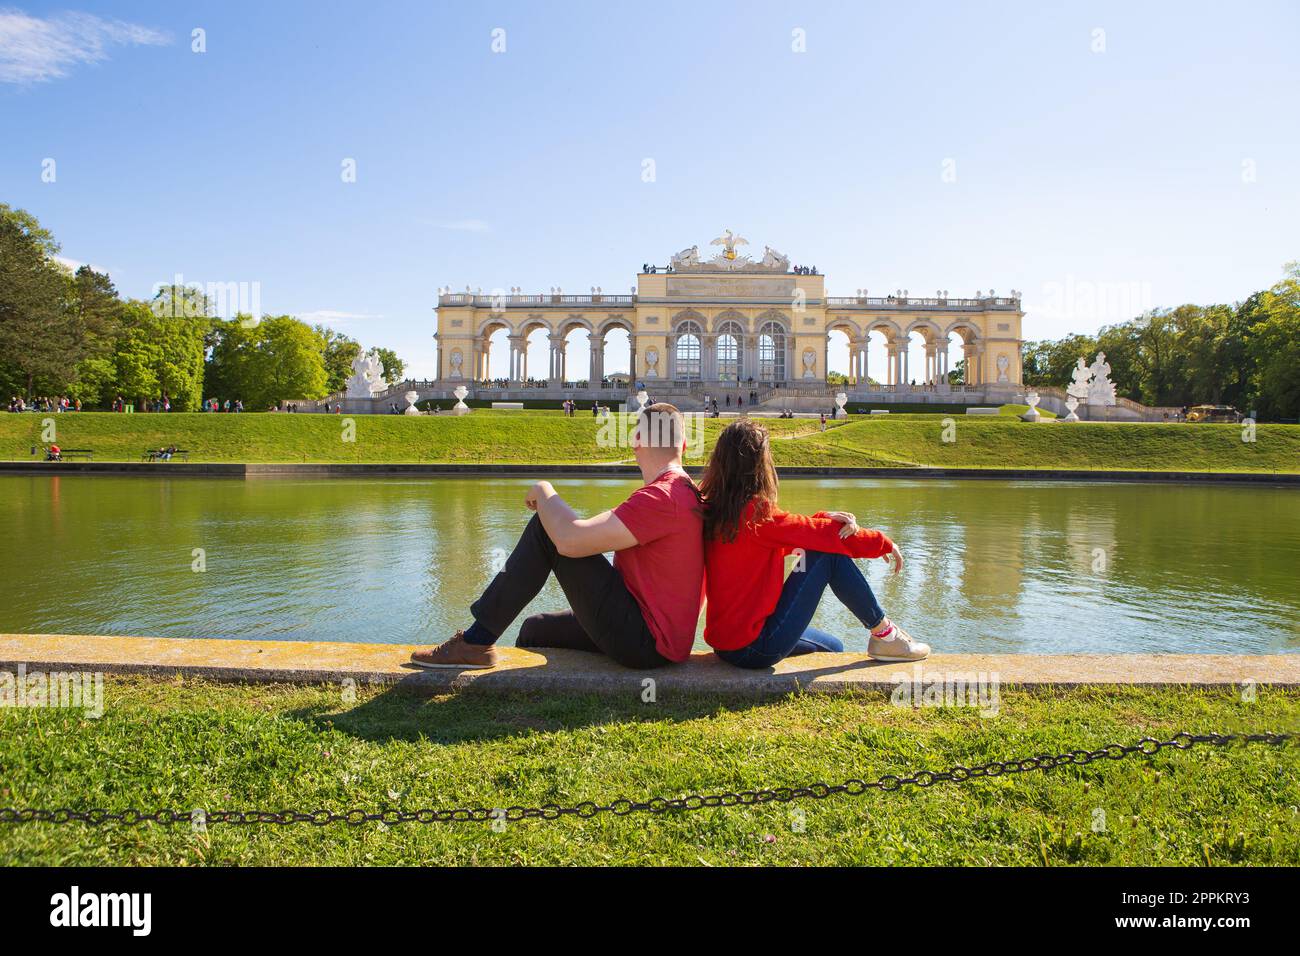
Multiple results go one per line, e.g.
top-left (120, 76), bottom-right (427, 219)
top-left (412, 404), bottom-right (704, 670)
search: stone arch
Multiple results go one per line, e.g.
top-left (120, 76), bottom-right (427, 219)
top-left (753, 308), bottom-right (791, 333)
top-left (863, 317), bottom-right (903, 345)
top-left (670, 309), bottom-right (707, 332)
top-left (596, 315), bottom-right (633, 338)
top-left (475, 315), bottom-right (517, 338)
top-left (903, 317), bottom-right (944, 344)
top-left (594, 315), bottom-right (633, 385)
top-left (943, 320), bottom-right (981, 343)
top-left (556, 314), bottom-right (594, 337)
top-left (476, 318), bottom-right (513, 382)
top-left (826, 316), bottom-right (862, 339)
top-left (711, 308), bottom-right (749, 333)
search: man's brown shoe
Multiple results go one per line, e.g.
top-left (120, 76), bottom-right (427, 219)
top-left (410, 631), bottom-right (498, 669)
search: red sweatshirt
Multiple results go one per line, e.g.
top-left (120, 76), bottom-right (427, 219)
top-left (703, 500), bottom-right (895, 651)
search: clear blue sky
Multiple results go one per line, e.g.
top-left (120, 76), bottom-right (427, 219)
top-left (3, 0), bottom-right (1297, 380)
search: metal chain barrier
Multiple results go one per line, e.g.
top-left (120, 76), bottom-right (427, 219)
top-left (0, 731), bottom-right (1291, 828)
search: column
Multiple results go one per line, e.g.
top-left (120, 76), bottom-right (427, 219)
top-left (703, 334), bottom-right (717, 382)
top-left (589, 342), bottom-right (604, 385)
top-left (508, 335), bottom-right (524, 384)
top-left (549, 335), bottom-right (563, 386)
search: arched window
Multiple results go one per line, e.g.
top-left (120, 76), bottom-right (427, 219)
top-left (716, 320), bottom-right (743, 381)
top-left (674, 321), bottom-right (702, 381)
top-left (758, 320), bottom-right (786, 382)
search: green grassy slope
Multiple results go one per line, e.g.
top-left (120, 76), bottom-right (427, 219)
top-left (2, 411), bottom-right (1296, 472)
top-left (0, 677), bottom-right (1295, 865)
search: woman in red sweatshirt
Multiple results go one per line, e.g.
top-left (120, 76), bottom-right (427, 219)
top-left (699, 419), bottom-right (928, 668)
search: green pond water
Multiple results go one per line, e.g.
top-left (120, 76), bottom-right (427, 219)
top-left (4, 475), bottom-right (1298, 654)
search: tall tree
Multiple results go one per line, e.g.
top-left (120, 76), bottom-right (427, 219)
top-left (316, 325), bottom-right (361, 393)
top-left (0, 205), bottom-right (77, 397)
top-left (1247, 263), bottom-right (1300, 420)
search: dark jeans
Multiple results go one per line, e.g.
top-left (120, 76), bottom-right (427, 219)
top-left (716, 550), bottom-right (886, 670)
top-left (463, 514), bottom-right (669, 670)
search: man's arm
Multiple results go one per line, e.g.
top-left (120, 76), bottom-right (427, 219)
top-left (527, 481), bottom-right (638, 558)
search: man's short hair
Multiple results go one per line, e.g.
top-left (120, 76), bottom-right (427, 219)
top-left (637, 403), bottom-right (686, 450)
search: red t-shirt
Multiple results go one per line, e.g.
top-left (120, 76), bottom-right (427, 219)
top-left (703, 500), bottom-right (894, 651)
top-left (612, 468), bottom-right (705, 662)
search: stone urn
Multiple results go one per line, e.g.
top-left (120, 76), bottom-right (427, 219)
top-left (635, 389), bottom-right (649, 413)
top-left (1020, 390), bottom-right (1042, 422)
top-left (1061, 394), bottom-right (1081, 422)
top-left (403, 390), bottom-right (421, 415)
top-left (834, 391), bottom-right (848, 419)
top-left (452, 384), bottom-right (470, 416)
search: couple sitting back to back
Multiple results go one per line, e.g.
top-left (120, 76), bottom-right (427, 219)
top-left (413, 405), bottom-right (928, 671)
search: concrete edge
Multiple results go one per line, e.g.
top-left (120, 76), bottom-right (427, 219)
top-left (1, 460), bottom-right (1297, 484)
top-left (3, 635), bottom-right (1298, 698)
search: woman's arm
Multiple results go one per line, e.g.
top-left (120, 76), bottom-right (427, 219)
top-left (751, 509), bottom-right (894, 560)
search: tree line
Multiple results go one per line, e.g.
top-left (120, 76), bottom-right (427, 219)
top-left (0, 203), bottom-right (404, 411)
top-left (1023, 263), bottom-right (1300, 420)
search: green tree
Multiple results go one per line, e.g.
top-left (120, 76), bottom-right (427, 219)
top-left (206, 316), bottom-right (329, 409)
top-left (1247, 263), bottom-right (1300, 420)
top-left (317, 325), bottom-right (360, 393)
top-left (0, 205), bottom-right (77, 397)
top-left (373, 347), bottom-right (405, 385)
top-left (109, 302), bottom-right (208, 409)
top-left (1021, 334), bottom-right (1097, 388)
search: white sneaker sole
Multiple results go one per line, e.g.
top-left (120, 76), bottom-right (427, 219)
top-left (868, 651), bottom-right (930, 663)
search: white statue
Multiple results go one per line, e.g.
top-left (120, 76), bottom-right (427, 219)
top-left (403, 390), bottom-right (420, 415)
top-left (834, 391), bottom-right (848, 419)
top-left (670, 245), bottom-right (701, 270)
top-left (1088, 352), bottom-right (1117, 406)
top-left (452, 384), bottom-right (470, 415)
top-left (710, 229), bottom-right (749, 260)
top-left (1067, 357), bottom-right (1092, 400)
top-left (345, 350), bottom-right (386, 398)
top-left (761, 246), bottom-right (790, 271)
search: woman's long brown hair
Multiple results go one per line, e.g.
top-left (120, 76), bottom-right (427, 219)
top-left (699, 419), bottom-right (780, 542)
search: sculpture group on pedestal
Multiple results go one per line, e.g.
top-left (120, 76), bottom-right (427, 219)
top-left (345, 351), bottom-right (386, 399)
top-left (1061, 352), bottom-right (1117, 422)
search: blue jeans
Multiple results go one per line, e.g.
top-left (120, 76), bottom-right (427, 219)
top-left (716, 550), bottom-right (886, 669)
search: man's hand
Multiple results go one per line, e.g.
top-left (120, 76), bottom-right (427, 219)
top-left (826, 510), bottom-right (859, 539)
top-left (525, 480), bottom-right (555, 511)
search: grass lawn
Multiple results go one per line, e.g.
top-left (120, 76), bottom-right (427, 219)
top-left (2, 411), bottom-right (1297, 472)
top-left (0, 677), bottom-right (1296, 865)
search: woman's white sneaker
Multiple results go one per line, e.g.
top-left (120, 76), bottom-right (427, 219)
top-left (867, 623), bottom-right (930, 662)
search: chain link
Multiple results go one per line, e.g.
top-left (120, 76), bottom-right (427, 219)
top-left (1, 731), bottom-right (1291, 828)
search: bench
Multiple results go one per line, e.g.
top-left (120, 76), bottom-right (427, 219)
top-left (48, 448), bottom-right (93, 461)
top-left (966, 407), bottom-right (999, 415)
top-left (869, 409), bottom-right (891, 415)
top-left (490, 402), bottom-right (525, 410)
top-left (143, 448), bottom-right (191, 462)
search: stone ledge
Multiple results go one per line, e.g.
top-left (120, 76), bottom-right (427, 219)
top-left (2, 634), bottom-right (1296, 697)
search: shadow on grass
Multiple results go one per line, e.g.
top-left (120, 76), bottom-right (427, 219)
top-left (288, 649), bottom-right (894, 746)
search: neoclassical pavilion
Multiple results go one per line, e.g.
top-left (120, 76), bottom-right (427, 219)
top-left (430, 233), bottom-right (1025, 404)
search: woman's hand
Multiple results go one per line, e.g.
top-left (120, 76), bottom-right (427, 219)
top-left (825, 511), bottom-right (859, 539)
top-left (525, 480), bottom-right (555, 511)
top-left (882, 541), bottom-right (905, 574)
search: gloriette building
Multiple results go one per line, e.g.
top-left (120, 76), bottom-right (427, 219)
top-left (420, 232), bottom-right (1028, 410)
